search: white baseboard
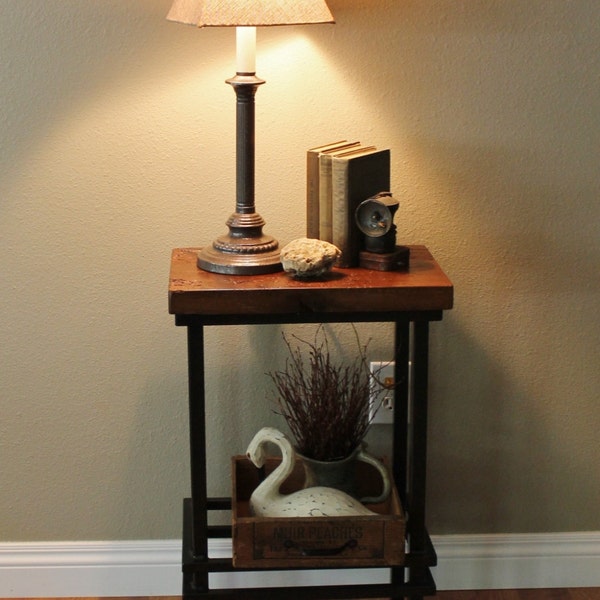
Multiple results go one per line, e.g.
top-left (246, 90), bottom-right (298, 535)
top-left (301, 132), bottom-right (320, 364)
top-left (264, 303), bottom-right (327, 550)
top-left (432, 532), bottom-right (600, 591)
top-left (0, 532), bottom-right (599, 597)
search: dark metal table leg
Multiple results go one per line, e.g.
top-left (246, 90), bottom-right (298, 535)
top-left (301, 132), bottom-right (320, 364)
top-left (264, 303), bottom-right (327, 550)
top-left (187, 325), bottom-right (209, 593)
top-left (392, 320), bottom-right (410, 597)
top-left (407, 320), bottom-right (430, 596)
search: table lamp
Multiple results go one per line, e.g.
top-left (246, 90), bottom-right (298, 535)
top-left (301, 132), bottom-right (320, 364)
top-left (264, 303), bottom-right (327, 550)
top-left (167, 0), bottom-right (335, 274)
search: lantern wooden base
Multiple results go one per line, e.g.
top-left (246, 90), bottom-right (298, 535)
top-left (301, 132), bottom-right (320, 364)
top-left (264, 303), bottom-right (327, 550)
top-left (359, 245), bottom-right (410, 271)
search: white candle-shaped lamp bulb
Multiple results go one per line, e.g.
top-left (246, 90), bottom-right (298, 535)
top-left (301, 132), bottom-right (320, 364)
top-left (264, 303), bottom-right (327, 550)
top-left (236, 26), bottom-right (256, 74)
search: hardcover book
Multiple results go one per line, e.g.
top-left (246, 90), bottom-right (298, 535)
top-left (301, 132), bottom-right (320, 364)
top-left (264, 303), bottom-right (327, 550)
top-left (331, 148), bottom-right (391, 267)
top-left (306, 141), bottom-right (360, 239)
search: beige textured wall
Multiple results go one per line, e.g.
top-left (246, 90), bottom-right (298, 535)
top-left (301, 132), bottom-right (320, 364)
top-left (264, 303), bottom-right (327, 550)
top-left (1, 0), bottom-right (598, 542)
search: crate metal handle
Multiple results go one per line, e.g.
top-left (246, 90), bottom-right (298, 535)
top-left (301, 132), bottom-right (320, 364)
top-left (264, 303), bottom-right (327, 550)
top-left (284, 538), bottom-right (358, 557)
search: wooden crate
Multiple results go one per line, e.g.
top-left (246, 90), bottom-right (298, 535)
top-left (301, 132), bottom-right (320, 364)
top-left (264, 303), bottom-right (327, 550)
top-left (232, 455), bottom-right (405, 569)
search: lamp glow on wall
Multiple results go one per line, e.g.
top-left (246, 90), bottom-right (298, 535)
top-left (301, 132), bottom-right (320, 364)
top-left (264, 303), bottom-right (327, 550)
top-left (167, 0), bottom-right (335, 274)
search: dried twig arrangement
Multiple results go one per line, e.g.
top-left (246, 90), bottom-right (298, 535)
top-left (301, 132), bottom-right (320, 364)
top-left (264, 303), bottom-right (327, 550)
top-left (267, 326), bottom-right (386, 462)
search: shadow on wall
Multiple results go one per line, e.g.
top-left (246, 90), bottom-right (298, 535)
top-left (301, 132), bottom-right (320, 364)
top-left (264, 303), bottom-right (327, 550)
top-left (117, 371), bottom-right (190, 540)
top-left (427, 311), bottom-right (600, 534)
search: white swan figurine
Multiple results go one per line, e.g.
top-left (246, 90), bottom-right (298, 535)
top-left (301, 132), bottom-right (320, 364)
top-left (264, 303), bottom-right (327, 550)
top-left (246, 427), bottom-right (375, 518)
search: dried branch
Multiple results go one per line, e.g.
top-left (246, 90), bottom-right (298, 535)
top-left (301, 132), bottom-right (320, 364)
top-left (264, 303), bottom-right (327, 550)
top-left (266, 325), bottom-right (388, 462)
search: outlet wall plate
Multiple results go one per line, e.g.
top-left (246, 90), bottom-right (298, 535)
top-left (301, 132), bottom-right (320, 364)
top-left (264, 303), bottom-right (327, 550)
top-left (369, 361), bottom-right (395, 424)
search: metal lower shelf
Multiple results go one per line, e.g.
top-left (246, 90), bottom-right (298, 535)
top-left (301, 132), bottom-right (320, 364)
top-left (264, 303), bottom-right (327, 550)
top-left (183, 570), bottom-right (436, 599)
top-left (181, 498), bottom-right (437, 598)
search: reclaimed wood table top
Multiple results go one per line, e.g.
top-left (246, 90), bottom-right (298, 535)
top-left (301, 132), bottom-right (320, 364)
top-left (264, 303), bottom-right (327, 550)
top-left (169, 245), bottom-right (453, 318)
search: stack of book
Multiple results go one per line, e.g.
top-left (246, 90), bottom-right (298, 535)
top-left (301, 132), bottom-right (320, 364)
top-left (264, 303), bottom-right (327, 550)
top-left (306, 140), bottom-right (391, 268)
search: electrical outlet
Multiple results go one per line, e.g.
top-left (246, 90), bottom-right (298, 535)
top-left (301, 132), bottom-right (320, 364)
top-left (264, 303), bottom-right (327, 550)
top-left (369, 361), bottom-right (395, 424)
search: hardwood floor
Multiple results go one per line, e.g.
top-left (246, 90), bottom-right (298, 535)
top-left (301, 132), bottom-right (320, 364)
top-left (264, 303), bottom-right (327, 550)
top-left (437, 591), bottom-right (600, 600)
top-left (6, 592), bottom-right (600, 600)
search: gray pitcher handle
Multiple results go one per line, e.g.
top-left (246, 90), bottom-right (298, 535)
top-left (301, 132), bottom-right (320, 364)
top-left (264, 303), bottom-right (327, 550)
top-left (356, 448), bottom-right (391, 504)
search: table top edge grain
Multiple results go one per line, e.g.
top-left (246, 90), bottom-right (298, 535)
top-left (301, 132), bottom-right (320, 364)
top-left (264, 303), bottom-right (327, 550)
top-left (168, 245), bottom-right (453, 316)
